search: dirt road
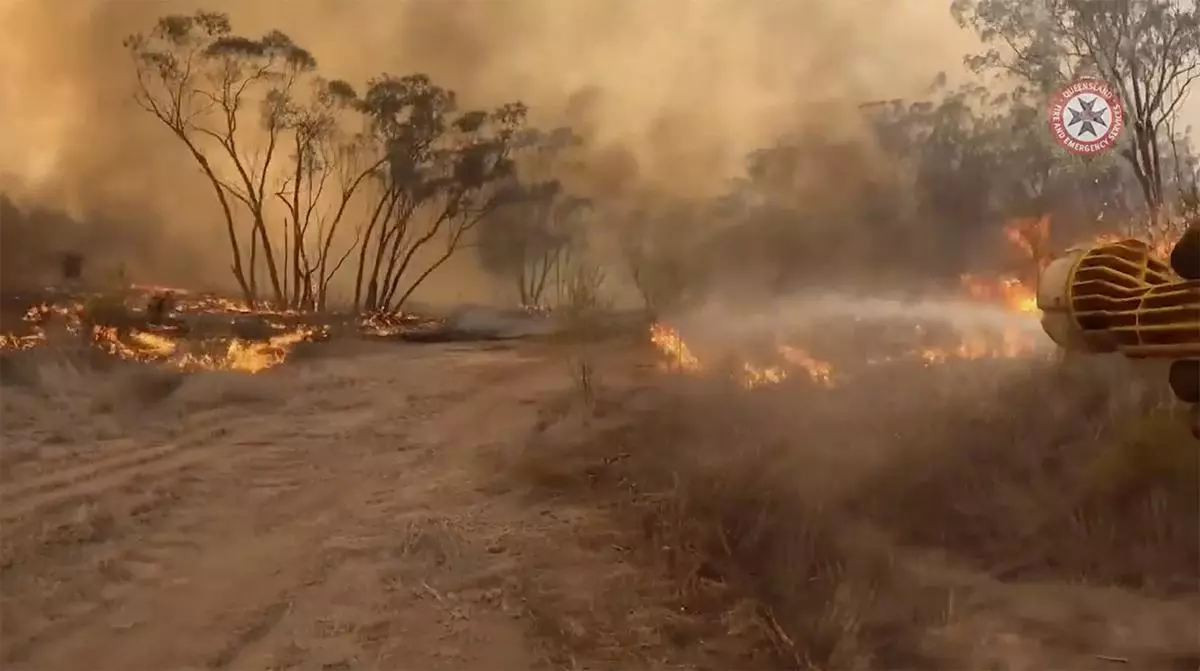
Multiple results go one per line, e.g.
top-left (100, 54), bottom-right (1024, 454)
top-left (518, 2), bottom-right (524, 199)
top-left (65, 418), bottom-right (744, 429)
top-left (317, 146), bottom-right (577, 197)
top-left (6, 338), bottom-right (1198, 671)
top-left (1, 342), bottom-right (573, 670)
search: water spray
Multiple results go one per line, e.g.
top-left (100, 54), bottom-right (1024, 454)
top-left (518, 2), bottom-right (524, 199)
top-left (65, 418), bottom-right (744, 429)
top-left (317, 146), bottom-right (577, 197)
top-left (1036, 233), bottom-right (1200, 436)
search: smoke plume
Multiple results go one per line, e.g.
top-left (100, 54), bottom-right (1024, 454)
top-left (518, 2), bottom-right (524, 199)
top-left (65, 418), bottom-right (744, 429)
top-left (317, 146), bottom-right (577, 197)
top-left (0, 0), bottom-right (977, 296)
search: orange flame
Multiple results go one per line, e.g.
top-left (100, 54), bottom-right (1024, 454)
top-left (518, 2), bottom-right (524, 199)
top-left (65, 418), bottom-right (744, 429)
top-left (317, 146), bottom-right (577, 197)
top-left (1, 296), bottom-right (320, 373)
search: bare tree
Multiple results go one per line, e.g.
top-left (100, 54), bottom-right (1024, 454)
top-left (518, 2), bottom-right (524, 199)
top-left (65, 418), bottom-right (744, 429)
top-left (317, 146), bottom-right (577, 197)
top-left (346, 75), bottom-right (525, 314)
top-left (618, 201), bottom-right (699, 313)
top-left (476, 127), bottom-right (592, 307)
top-left (477, 181), bottom-right (591, 307)
top-left (272, 79), bottom-right (383, 310)
top-left (124, 11), bottom-right (319, 306)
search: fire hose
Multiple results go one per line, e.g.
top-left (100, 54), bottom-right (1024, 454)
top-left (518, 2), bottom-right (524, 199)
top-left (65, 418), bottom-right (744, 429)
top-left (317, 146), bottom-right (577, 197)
top-left (1036, 226), bottom-right (1200, 437)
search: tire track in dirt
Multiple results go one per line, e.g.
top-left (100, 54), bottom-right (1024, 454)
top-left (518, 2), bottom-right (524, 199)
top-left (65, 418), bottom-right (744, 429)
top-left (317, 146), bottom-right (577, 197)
top-left (0, 465), bottom-right (206, 571)
top-left (0, 398), bottom-right (343, 664)
top-left (0, 408), bottom-right (270, 576)
top-left (1, 452), bottom-right (338, 665)
top-left (0, 476), bottom-right (212, 664)
top-left (18, 416), bottom-right (425, 669)
top-left (0, 411), bottom-right (275, 523)
top-left (2, 440), bottom-right (230, 524)
top-left (196, 475), bottom-right (401, 670)
top-left (217, 353), bottom-right (571, 670)
top-left (195, 353), bottom-right (563, 670)
top-left (3, 347), bottom-right (558, 670)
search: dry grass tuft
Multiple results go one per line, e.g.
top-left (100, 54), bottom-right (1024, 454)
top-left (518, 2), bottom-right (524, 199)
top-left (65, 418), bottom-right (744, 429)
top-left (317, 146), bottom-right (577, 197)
top-left (855, 368), bottom-right (1198, 595)
top-left (514, 384), bottom-right (948, 668)
top-left (512, 350), bottom-right (1199, 669)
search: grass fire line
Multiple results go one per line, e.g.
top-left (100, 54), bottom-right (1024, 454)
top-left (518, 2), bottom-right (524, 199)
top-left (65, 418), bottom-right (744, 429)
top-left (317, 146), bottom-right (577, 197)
top-left (0, 297), bottom-right (323, 374)
top-left (0, 218), bottom-right (1184, 386)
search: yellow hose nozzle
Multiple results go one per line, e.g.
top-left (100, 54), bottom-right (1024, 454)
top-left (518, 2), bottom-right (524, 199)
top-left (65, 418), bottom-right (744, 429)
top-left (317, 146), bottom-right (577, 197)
top-left (1037, 239), bottom-right (1200, 358)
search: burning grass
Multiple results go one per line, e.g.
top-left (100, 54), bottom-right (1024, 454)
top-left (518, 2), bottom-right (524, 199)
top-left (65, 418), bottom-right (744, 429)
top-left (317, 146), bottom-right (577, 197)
top-left (513, 322), bottom-right (1198, 669)
top-left (0, 286), bottom-right (457, 374)
top-left (647, 307), bottom-right (1047, 392)
top-left (644, 233), bottom-right (1057, 391)
top-left (0, 293), bottom-right (324, 373)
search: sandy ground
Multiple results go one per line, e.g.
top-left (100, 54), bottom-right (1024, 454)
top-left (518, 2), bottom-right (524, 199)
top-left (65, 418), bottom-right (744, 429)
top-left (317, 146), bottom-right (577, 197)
top-left (0, 341), bottom-right (585, 670)
top-left (2, 338), bottom-right (1198, 671)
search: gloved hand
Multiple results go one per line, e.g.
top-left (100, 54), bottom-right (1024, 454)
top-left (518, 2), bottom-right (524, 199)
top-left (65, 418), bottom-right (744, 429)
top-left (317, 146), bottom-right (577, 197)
top-left (1169, 360), bottom-right (1199, 404)
top-left (1169, 220), bottom-right (1200, 280)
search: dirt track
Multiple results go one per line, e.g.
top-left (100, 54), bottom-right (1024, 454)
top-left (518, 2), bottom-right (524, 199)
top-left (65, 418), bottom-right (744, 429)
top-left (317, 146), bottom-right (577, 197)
top-left (3, 338), bottom-right (1199, 671)
top-left (1, 342), bottom-right (572, 670)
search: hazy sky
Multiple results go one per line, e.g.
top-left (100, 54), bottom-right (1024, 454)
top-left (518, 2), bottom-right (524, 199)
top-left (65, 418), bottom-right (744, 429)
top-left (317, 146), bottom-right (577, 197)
top-left (0, 0), bottom-right (980, 195)
top-left (0, 0), bottom-right (1194, 295)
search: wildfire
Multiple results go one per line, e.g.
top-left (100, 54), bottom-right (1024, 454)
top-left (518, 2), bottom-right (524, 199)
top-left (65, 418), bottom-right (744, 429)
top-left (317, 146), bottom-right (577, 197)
top-left (1003, 214), bottom-right (1050, 262)
top-left (0, 297), bottom-right (321, 374)
top-left (958, 274), bottom-right (1039, 314)
top-left (358, 312), bottom-right (423, 338)
top-left (649, 323), bottom-right (701, 371)
top-left (646, 214), bottom-right (1169, 386)
top-left (778, 344), bottom-right (834, 385)
top-left (645, 215), bottom-right (1190, 388)
top-left (645, 248), bottom-right (1049, 388)
top-left (645, 270), bottom-right (1046, 389)
top-left (89, 324), bottom-right (320, 373)
top-left (646, 317), bottom-right (1041, 389)
top-left (648, 323), bottom-right (836, 389)
top-left (917, 327), bottom-right (1034, 364)
top-left (741, 362), bottom-right (790, 389)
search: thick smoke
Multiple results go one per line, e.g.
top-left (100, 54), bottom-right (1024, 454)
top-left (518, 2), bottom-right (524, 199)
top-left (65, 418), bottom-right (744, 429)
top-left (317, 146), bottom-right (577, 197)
top-left (0, 0), bottom-right (977, 297)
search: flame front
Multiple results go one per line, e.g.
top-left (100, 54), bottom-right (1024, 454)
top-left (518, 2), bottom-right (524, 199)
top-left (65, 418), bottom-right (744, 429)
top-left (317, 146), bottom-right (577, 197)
top-left (1, 298), bottom-right (320, 373)
top-left (97, 326), bottom-right (319, 373)
top-left (958, 274), bottom-right (1039, 314)
top-left (649, 323), bottom-right (701, 371)
top-left (648, 323), bottom-right (836, 389)
top-left (645, 217), bottom-right (1184, 388)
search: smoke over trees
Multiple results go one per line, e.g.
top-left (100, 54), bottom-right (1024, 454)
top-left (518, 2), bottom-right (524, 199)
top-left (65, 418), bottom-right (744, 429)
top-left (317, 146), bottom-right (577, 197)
top-left (122, 12), bottom-right (526, 311)
top-left (475, 127), bottom-right (593, 308)
top-left (2, 2), bottom-right (1196, 311)
top-left (953, 0), bottom-right (1200, 219)
top-left (616, 0), bottom-right (1200, 310)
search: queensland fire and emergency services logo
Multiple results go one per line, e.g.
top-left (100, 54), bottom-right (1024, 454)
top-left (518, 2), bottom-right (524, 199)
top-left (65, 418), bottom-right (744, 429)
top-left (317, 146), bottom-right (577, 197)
top-left (1048, 77), bottom-right (1125, 155)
